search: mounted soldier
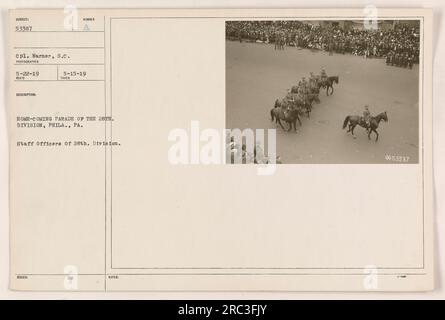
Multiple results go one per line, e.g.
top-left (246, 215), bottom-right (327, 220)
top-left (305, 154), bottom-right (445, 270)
top-left (285, 89), bottom-right (295, 104)
top-left (363, 105), bottom-right (372, 130)
top-left (309, 72), bottom-right (317, 88)
top-left (320, 67), bottom-right (328, 86)
top-left (299, 77), bottom-right (308, 101)
top-left (301, 76), bottom-right (308, 89)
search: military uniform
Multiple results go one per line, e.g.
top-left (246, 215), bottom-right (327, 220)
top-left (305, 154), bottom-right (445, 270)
top-left (309, 72), bottom-right (316, 88)
top-left (320, 68), bottom-right (327, 85)
top-left (408, 55), bottom-right (414, 69)
top-left (299, 77), bottom-right (308, 101)
top-left (386, 52), bottom-right (392, 65)
top-left (363, 106), bottom-right (371, 128)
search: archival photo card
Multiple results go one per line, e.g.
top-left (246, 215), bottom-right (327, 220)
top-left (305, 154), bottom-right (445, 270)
top-left (8, 8), bottom-right (433, 292)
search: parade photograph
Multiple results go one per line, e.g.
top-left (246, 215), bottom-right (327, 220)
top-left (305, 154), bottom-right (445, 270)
top-left (225, 19), bottom-right (421, 164)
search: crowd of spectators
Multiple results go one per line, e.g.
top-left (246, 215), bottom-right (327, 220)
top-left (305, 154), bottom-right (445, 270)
top-left (226, 21), bottom-right (420, 65)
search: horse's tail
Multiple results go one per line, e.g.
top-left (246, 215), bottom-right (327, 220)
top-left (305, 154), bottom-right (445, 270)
top-left (270, 109), bottom-right (275, 122)
top-left (342, 116), bottom-right (350, 129)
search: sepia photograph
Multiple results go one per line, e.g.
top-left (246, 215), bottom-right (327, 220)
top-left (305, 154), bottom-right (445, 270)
top-left (226, 20), bottom-right (421, 164)
top-left (4, 7), bottom-right (435, 294)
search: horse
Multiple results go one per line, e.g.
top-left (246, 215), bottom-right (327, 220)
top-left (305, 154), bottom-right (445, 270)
top-left (287, 96), bottom-right (311, 118)
top-left (270, 104), bottom-right (302, 132)
top-left (318, 76), bottom-right (339, 96)
top-left (285, 90), bottom-right (317, 118)
top-left (298, 94), bottom-right (318, 117)
top-left (342, 111), bottom-right (388, 142)
top-left (307, 93), bottom-right (319, 107)
top-left (309, 86), bottom-right (320, 98)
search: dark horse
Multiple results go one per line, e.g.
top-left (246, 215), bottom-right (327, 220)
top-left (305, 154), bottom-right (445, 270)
top-left (270, 104), bottom-right (302, 132)
top-left (305, 93), bottom-right (319, 116)
top-left (285, 92), bottom-right (317, 118)
top-left (342, 111), bottom-right (388, 142)
top-left (318, 76), bottom-right (339, 96)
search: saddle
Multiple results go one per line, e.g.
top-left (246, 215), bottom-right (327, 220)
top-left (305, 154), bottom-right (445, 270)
top-left (360, 116), bottom-right (372, 128)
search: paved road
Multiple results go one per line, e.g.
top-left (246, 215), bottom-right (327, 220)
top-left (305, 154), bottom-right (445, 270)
top-left (226, 40), bottom-right (420, 164)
